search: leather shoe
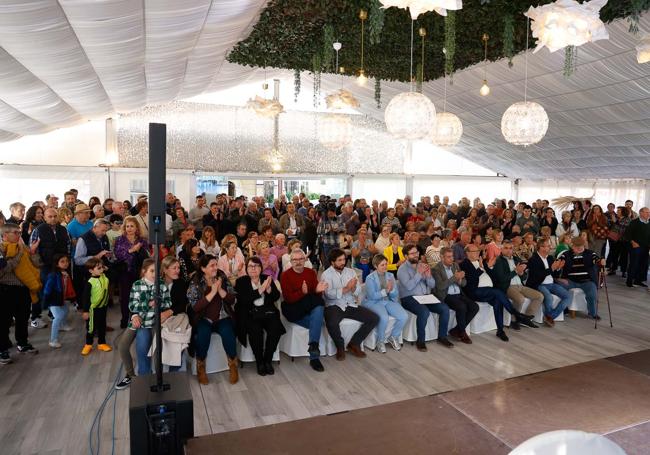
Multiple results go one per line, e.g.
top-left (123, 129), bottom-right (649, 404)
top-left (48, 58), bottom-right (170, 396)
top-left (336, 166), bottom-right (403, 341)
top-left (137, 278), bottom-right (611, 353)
top-left (310, 359), bottom-right (325, 372)
top-left (416, 342), bottom-right (427, 352)
top-left (346, 343), bottom-right (366, 358)
top-left (543, 315), bottom-right (555, 327)
top-left (448, 327), bottom-right (462, 340)
top-left (436, 337), bottom-right (454, 348)
top-left (635, 281), bottom-right (648, 288)
top-left (264, 361), bottom-right (275, 375)
top-left (335, 348), bottom-right (345, 361)
top-left (510, 320), bottom-right (521, 331)
top-left (256, 362), bottom-right (267, 376)
top-left (518, 318), bottom-right (538, 328)
top-left (496, 330), bottom-right (509, 342)
top-left (460, 332), bottom-right (472, 344)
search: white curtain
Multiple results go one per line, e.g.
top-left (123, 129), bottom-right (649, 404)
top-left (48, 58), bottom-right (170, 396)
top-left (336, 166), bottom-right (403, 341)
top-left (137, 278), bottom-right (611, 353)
top-left (351, 176), bottom-right (407, 204)
top-left (517, 179), bottom-right (647, 208)
top-left (413, 176), bottom-right (513, 205)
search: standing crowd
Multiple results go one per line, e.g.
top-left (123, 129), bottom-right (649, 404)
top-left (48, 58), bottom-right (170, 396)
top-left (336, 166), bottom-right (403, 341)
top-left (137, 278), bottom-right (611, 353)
top-left (1, 190), bottom-right (648, 387)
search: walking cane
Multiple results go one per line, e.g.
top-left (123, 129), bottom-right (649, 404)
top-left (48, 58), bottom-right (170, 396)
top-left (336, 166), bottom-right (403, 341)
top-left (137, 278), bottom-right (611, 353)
top-left (596, 266), bottom-right (613, 329)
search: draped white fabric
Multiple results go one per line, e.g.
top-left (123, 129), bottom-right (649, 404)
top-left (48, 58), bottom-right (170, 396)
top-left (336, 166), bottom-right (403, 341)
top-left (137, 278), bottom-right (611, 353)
top-left (0, 0), bottom-right (266, 137)
top-left (0, 3), bottom-right (648, 182)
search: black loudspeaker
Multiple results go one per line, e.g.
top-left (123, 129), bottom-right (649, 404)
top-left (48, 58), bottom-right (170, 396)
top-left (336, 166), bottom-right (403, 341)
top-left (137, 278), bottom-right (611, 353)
top-left (129, 372), bottom-right (194, 455)
top-left (148, 123), bottom-right (167, 245)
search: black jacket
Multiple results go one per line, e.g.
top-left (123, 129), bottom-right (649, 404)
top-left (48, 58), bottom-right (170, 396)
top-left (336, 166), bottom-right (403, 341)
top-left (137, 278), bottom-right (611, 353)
top-left (233, 274), bottom-right (284, 347)
top-left (526, 253), bottom-right (555, 290)
top-left (34, 223), bottom-right (71, 268)
top-left (492, 255), bottom-right (528, 292)
top-left (169, 279), bottom-right (189, 315)
top-left (459, 258), bottom-right (494, 301)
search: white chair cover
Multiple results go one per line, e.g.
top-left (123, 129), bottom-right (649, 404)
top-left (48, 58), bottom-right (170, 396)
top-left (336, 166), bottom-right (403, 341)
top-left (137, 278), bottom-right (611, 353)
top-left (468, 302), bottom-right (512, 334)
top-left (364, 315), bottom-right (401, 350)
top-left (568, 288), bottom-right (588, 313)
top-left (190, 333), bottom-right (229, 375)
top-left (238, 339), bottom-right (281, 363)
top-left (278, 315), bottom-right (328, 358)
top-left (509, 430), bottom-right (626, 455)
top-left (325, 318), bottom-right (366, 356)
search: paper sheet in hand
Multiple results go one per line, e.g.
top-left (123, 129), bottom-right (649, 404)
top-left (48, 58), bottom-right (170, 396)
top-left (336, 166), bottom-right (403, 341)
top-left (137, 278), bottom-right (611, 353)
top-left (413, 294), bottom-right (440, 305)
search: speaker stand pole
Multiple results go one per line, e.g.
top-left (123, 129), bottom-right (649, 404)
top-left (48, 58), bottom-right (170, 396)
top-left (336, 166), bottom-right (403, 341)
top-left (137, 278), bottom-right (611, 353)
top-left (151, 218), bottom-right (169, 392)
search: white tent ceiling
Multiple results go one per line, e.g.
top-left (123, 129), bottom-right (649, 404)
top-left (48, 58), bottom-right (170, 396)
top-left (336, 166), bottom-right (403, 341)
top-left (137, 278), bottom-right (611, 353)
top-left (0, 1), bottom-right (648, 180)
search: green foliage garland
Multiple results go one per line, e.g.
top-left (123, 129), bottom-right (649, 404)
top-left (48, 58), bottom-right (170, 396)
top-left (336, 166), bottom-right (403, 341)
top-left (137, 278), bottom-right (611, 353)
top-left (628, 0), bottom-right (650, 34)
top-left (228, 0), bottom-right (650, 84)
top-left (312, 54), bottom-right (322, 107)
top-left (322, 25), bottom-right (335, 72)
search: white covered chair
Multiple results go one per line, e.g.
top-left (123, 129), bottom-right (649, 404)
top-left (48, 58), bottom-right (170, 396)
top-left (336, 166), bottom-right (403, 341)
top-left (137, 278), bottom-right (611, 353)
top-left (401, 308), bottom-right (457, 342)
top-left (278, 314), bottom-right (328, 359)
top-left (364, 315), bottom-right (402, 350)
top-left (468, 302), bottom-right (512, 334)
top-left (238, 339), bottom-right (281, 363)
top-left (190, 333), bottom-right (229, 375)
top-left (510, 430), bottom-right (626, 455)
top-left (518, 297), bottom-right (563, 324)
top-left (325, 318), bottom-right (366, 356)
top-left (567, 287), bottom-right (588, 316)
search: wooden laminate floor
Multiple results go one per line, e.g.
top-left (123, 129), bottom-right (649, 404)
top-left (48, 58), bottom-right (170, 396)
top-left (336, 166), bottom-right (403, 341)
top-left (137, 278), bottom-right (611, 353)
top-left (1, 273), bottom-right (649, 454)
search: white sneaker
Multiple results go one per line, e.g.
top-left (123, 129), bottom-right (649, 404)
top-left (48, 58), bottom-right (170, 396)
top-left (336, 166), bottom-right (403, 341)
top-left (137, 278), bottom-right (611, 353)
top-left (388, 336), bottom-right (401, 351)
top-left (59, 325), bottom-right (73, 332)
top-left (376, 341), bottom-right (387, 353)
top-left (30, 318), bottom-right (48, 329)
top-left (49, 341), bottom-right (62, 349)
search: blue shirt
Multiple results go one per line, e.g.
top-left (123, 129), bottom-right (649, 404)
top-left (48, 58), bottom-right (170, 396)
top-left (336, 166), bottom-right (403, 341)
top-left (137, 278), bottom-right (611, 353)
top-left (397, 262), bottom-right (436, 299)
top-left (67, 219), bottom-right (93, 240)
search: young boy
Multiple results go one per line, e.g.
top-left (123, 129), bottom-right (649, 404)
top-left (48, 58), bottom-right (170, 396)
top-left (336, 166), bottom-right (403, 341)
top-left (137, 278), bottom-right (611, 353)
top-left (106, 214), bottom-right (123, 250)
top-left (81, 258), bottom-right (112, 355)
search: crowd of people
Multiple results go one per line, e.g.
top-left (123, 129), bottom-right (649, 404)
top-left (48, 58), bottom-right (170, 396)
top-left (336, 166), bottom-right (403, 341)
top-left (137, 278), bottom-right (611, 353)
top-left (1, 190), bottom-right (649, 388)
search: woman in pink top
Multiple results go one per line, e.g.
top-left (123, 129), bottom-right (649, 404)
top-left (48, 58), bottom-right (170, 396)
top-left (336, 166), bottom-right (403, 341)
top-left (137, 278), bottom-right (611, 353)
top-left (257, 241), bottom-right (279, 280)
top-left (217, 240), bottom-right (246, 287)
top-left (485, 228), bottom-right (504, 263)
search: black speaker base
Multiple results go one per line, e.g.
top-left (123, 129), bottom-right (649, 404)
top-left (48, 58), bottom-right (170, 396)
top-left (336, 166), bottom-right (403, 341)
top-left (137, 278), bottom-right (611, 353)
top-left (129, 372), bottom-right (194, 455)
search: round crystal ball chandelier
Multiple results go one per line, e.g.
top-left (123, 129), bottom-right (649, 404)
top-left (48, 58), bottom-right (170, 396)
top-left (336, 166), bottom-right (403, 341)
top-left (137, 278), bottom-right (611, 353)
top-left (501, 101), bottom-right (549, 146)
top-left (431, 112), bottom-right (463, 146)
top-left (318, 114), bottom-right (352, 151)
top-left (385, 92), bottom-right (436, 140)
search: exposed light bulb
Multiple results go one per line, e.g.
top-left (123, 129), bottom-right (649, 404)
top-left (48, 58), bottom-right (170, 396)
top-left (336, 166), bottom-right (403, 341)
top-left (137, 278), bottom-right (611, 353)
top-left (480, 80), bottom-right (490, 96)
top-left (272, 162), bottom-right (281, 172)
top-left (356, 69), bottom-right (368, 86)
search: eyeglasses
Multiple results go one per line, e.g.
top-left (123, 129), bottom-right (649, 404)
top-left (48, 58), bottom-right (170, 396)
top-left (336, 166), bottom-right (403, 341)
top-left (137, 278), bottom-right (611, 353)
top-left (467, 249), bottom-right (480, 253)
top-left (291, 258), bottom-right (306, 262)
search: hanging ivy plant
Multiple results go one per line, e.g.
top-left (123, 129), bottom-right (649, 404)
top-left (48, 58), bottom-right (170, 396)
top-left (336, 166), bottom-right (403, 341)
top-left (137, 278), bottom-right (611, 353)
top-left (503, 14), bottom-right (515, 68)
top-left (563, 45), bottom-right (578, 77)
top-left (368, 0), bottom-right (385, 45)
top-left (294, 69), bottom-right (301, 102)
top-left (322, 25), bottom-right (335, 72)
top-left (628, 0), bottom-right (650, 34)
top-left (374, 78), bottom-right (381, 109)
top-left (416, 63), bottom-right (423, 93)
top-left (312, 54), bottom-right (322, 107)
top-left (444, 11), bottom-right (456, 80)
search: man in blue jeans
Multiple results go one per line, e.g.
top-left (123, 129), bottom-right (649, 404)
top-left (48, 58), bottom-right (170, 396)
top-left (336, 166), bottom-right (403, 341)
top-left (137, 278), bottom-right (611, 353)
top-left (280, 249), bottom-right (328, 372)
top-left (397, 243), bottom-right (453, 352)
top-left (557, 237), bottom-right (604, 320)
top-left (526, 238), bottom-right (571, 327)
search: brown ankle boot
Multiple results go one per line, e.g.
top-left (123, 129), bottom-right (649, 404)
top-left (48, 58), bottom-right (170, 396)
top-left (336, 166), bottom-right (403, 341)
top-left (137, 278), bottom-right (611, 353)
top-left (196, 359), bottom-right (209, 385)
top-left (228, 357), bottom-right (239, 384)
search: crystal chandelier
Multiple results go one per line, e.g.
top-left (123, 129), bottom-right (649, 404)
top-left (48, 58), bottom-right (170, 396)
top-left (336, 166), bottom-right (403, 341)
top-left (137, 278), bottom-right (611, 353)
top-left (525, 0), bottom-right (609, 54)
top-left (380, 0), bottom-right (462, 19)
top-left (318, 114), bottom-right (352, 151)
top-left (501, 17), bottom-right (549, 146)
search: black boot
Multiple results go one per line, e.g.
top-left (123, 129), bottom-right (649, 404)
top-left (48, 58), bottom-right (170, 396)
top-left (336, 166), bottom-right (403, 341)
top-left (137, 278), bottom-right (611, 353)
top-left (256, 361), bottom-right (267, 376)
top-left (307, 342), bottom-right (320, 358)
